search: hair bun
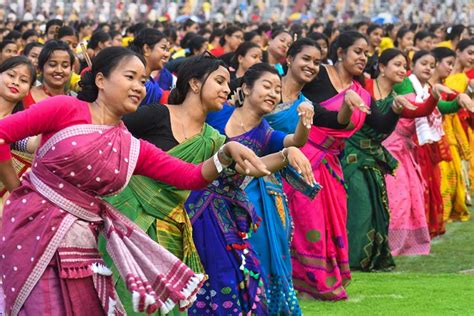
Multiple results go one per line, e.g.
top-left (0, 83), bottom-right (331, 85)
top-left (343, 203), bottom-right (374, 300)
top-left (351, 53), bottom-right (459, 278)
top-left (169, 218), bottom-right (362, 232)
top-left (77, 70), bottom-right (99, 102)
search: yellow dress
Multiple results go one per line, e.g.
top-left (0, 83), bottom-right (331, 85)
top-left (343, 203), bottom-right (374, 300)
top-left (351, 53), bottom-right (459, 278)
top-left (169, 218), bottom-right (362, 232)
top-left (441, 73), bottom-right (471, 221)
top-left (379, 37), bottom-right (394, 53)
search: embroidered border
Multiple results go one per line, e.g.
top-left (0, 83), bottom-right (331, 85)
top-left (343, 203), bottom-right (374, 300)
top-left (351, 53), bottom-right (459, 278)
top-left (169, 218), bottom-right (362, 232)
top-left (37, 124), bottom-right (114, 158)
top-left (30, 172), bottom-right (101, 222)
top-left (12, 214), bottom-right (76, 315)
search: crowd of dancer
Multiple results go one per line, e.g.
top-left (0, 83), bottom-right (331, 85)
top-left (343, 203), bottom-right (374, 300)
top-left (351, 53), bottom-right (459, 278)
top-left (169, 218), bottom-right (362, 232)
top-left (0, 17), bottom-right (472, 316)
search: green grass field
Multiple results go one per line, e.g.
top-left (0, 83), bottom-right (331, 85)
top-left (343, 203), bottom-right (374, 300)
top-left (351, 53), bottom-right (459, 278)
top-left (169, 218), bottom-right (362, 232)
top-left (300, 211), bottom-right (474, 315)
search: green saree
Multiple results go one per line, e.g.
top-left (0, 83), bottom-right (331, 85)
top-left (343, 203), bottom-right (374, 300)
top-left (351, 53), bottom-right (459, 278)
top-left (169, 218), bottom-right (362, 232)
top-left (342, 94), bottom-right (397, 271)
top-left (100, 124), bottom-right (225, 315)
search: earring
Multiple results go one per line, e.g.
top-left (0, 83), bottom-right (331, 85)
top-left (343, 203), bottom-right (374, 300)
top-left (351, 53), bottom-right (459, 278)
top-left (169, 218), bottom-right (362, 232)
top-left (381, 72), bottom-right (385, 77)
top-left (338, 57), bottom-right (342, 62)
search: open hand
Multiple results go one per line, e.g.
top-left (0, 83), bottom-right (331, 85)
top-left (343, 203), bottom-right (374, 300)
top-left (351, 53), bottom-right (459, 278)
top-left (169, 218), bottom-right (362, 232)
top-left (457, 93), bottom-right (474, 112)
top-left (223, 141), bottom-right (270, 176)
top-left (297, 101), bottom-right (314, 129)
top-left (432, 84), bottom-right (455, 100)
top-left (286, 147), bottom-right (317, 186)
top-left (344, 89), bottom-right (371, 114)
top-left (392, 95), bottom-right (417, 113)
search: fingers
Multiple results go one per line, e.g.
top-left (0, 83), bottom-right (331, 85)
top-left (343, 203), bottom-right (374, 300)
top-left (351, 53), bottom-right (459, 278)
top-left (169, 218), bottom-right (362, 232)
top-left (243, 151), bottom-right (270, 175)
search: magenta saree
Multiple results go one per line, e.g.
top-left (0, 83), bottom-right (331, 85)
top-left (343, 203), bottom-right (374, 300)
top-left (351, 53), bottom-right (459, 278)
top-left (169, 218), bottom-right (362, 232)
top-left (0, 123), bottom-right (204, 315)
top-left (284, 82), bottom-right (369, 300)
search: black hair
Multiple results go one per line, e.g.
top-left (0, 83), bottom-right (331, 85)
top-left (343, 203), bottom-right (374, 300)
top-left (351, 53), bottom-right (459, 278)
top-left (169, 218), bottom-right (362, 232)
top-left (309, 22), bottom-right (324, 32)
top-left (209, 28), bottom-right (224, 44)
top-left (384, 24), bottom-right (395, 37)
top-left (21, 29), bottom-right (38, 41)
top-left (446, 24), bottom-right (465, 42)
top-left (45, 19), bottom-right (63, 34)
top-left (179, 32), bottom-right (197, 49)
top-left (287, 38), bottom-right (320, 58)
top-left (77, 21), bottom-right (92, 33)
top-left (329, 31), bottom-right (368, 85)
top-left (219, 26), bottom-right (243, 47)
top-left (185, 35), bottom-right (207, 57)
top-left (394, 27), bottom-right (413, 47)
top-left (4, 30), bottom-right (21, 41)
top-left (168, 55), bottom-right (228, 105)
top-left (257, 23), bottom-right (272, 35)
top-left (129, 28), bottom-right (166, 55)
top-left (183, 19), bottom-right (196, 31)
top-left (231, 41), bottom-right (260, 68)
top-left (87, 31), bottom-right (111, 50)
top-left (244, 31), bottom-right (259, 42)
top-left (328, 31), bottom-right (367, 63)
top-left (354, 22), bottom-right (368, 29)
top-left (235, 62), bottom-right (280, 107)
top-left (367, 24), bottom-right (383, 36)
top-left (109, 30), bottom-right (122, 39)
top-left (58, 26), bottom-right (77, 39)
top-left (431, 47), bottom-right (456, 63)
top-left (22, 42), bottom-right (43, 57)
top-left (0, 55), bottom-right (36, 86)
top-left (270, 29), bottom-right (291, 40)
top-left (414, 31), bottom-right (434, 44)
top-left (429, 23), bottom-right (443, 34)
top-left (412, 50), bottom-right (433, 65)
top-left (307, 32), bottom-right (329, 45)
top-left (0, 40), bottom-right (17, 52)
top-left (163, 28), bottom-right (178, 44)
top-left (78, 47), bottom-right (145, 102)
top-left (456, 39), bottom-right (474, 52)
top-left (37, 40), bottom-right (75, 71)
top-left (378, 48), bottom-right (406, 66)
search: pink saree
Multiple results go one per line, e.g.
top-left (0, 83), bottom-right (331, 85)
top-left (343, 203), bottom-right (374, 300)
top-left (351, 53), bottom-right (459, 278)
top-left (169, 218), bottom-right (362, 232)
top-left (383, 118), bottom-right (431, 256)
top-left (0, 123), bottom-right (204, 315)
top-left (284, 82), bottom-right (368, 300)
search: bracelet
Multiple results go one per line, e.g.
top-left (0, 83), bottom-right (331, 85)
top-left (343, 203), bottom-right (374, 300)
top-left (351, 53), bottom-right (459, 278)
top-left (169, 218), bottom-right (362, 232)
top-left (280, 148), bottom-right (288, 163)
top-left (218, 146), bottom-right (233, 167)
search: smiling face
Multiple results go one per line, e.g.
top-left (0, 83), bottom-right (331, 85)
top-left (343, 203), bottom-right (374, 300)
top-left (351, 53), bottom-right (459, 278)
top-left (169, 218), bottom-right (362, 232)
top-left (340, 38), bottom-right (369, 76)
top-left (268, 32), bottom-right (293, 60)
top-left (147, 38), bottom-right (170, 71)
top-left (288, 45), bottom-right (321, 83)
top-left (42, 50), bottom-right (72, 89)
top-left (96, 56), bottom-right (147, 115)
top-left (381, 54), bottom-right (408, 84)
top-left (199, 66), bottom-right (231, 112)
top-left (0, 64), bottom-right (32, 103)
top-left (243, 71), bottom-right (282, 115)
top-left (412, 54), bottom-right (435, 83)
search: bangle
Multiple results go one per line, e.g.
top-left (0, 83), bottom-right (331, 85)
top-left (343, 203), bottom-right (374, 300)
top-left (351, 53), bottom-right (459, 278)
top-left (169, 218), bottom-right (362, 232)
top-left (219, 146), bottom-right (233, 164)
top-left (280, 148), bottom-right (288, 163)
top-left (216, 146), bottom-right (234, 167)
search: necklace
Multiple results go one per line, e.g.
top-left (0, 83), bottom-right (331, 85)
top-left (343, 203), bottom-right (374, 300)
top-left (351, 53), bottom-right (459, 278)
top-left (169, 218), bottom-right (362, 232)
top-left (375, 78), bottom-right (391, 100)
